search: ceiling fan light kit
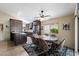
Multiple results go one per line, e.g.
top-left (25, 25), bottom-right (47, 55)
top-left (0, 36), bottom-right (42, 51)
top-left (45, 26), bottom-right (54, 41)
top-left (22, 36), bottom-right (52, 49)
top-left (34, 10), bottom-right (51, 21)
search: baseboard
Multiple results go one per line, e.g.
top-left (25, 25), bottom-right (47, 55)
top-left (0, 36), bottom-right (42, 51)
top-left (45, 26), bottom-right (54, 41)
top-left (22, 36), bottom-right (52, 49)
top-left (0, 39), bottom-right (10, 42)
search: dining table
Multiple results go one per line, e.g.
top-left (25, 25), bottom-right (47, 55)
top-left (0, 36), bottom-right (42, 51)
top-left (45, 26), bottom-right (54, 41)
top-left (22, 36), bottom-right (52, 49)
top-left (33, 34), bottom-right (58, 42)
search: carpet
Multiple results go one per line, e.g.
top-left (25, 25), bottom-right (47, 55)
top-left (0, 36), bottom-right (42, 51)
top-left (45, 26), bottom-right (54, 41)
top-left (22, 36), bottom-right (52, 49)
top-left (23, 44), bottom-right (75, 56)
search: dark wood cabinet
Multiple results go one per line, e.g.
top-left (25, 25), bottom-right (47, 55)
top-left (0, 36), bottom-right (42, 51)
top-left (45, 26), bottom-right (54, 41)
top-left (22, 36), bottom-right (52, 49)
top-left (10, 19), bottom-right (22, 33)
top-left (11, 33), bottom-right (27, 45)
top-left (10, 19), bottom-right (27, 45)
top-left (33, 20), bottom-right (41, 35)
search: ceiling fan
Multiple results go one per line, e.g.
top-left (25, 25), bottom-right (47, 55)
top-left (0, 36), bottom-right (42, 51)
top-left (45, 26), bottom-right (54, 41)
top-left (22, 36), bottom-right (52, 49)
top-left (34, 10), bottom-right (51, 19)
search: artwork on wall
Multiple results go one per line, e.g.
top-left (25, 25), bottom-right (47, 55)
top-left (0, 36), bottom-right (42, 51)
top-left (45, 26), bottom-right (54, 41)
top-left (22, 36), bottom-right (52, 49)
top-left (0, 24), bottom-right (3, 31)
top-left (63, 23), bottom-right (70, 30)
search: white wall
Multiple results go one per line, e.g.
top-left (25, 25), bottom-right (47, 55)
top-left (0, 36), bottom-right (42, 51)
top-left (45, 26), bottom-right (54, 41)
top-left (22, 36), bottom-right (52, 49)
top-left (42, 15), bottom-right (75, 49)
top-left (0, 11), bottom-right (13, 41)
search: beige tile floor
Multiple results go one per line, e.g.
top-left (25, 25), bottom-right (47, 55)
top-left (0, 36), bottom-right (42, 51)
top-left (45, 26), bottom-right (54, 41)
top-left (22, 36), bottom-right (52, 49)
top-left (0, 40), bottom-right (29, 56)
top-left (1, 40), bottom-right (78, 56)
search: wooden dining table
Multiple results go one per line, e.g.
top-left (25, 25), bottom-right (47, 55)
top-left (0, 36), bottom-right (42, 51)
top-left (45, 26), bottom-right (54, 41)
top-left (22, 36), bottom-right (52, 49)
top-left (33, 34), bottom-right (58, 42)
top-left (32, 34), bottom-right (63, 45)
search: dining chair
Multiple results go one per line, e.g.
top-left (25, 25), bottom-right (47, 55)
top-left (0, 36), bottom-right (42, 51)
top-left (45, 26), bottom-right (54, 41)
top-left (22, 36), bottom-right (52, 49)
top-left (37, 38), bottom-right (49, 56)
top-left (31, 36), bottom-right (39, 45)
top-left (24, 36), bottom-right (39, 53)
top-left (29, 36), bottom-right (40, 51)
top-left (50, 39), bottom-right (66, 56)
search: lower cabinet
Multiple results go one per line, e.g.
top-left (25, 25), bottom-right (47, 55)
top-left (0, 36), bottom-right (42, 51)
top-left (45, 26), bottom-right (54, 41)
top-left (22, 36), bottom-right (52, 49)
top-left (11, 32), bottom-right (27, 45)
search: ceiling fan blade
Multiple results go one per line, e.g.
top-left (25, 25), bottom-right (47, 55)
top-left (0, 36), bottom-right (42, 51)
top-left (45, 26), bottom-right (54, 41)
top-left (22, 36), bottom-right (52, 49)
top-left (34, 17), bottom-right (41, 20)
top-left (34, 17), bottom-right (40, 18)
top-left (44, 15), bottom-right (51, 17)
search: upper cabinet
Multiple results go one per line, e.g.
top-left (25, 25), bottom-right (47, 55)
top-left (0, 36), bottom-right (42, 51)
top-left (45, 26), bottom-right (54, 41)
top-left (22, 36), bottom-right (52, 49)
top-left (32, 20), bottom-right (41, 35)
top-left (25, 20), bottom-right (41, 35)
top-left (10, 19), bottom-right (23, 33)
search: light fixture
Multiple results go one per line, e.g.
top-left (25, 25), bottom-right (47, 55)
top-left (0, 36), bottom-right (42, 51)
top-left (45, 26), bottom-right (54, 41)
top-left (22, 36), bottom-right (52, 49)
top-left (39, 18), bottom-right (45, 21)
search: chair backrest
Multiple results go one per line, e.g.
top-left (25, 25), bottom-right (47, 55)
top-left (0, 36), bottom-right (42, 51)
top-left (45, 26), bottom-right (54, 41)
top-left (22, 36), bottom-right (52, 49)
top-left (51, 39), bottom-right (65, 50)
top-left (26, 36), bottom-right (33, 44)
top-left (58, 39), bottom-right (65, 48)
top-left (31, 36), bottom-right (38, 45)
top-left (58, 39), bottom-right (65, 49)
top-left (38, 38), bottom-right (49, 51)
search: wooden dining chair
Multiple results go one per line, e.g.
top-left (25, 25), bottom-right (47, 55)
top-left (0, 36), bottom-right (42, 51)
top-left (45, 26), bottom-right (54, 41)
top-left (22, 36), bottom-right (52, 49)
top-left (50, 39), bottom-right (66, 56)
top-left (31, 36), bottom-right (38, 45)
top-left (37, 38), bottom-right (49, 56)
top-left (28, 36), bottom-right (40, 52)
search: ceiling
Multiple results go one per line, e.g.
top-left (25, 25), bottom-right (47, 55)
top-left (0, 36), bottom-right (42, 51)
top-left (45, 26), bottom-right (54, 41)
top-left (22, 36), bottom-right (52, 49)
top-left (0, 3), bottom-right (76, 23)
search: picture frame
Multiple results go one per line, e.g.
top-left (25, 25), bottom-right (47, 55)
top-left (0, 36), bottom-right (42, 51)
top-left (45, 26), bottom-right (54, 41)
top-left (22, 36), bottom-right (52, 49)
top-left (0, 24), bottom-right (3, 31)
top-left (63, 23), bottom-right (70, 30)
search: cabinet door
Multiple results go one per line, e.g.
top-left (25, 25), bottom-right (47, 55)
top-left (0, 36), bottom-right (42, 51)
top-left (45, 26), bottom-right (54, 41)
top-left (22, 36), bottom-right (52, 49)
top-left (10, 19), bottom-right (22, 33)
top-left (21, 34), bottom-right (27, 44)
top-left (13, 33), bottom-right (27, 45)
top-left (14, 33), bottom-right (21, 45)
top-left (10, 19), bottom-right (16, 32)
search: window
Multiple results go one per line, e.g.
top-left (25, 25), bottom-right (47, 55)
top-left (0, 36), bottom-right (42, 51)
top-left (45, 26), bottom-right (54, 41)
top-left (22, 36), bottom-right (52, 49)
top-left (42, 24), bottom-right (58, 34)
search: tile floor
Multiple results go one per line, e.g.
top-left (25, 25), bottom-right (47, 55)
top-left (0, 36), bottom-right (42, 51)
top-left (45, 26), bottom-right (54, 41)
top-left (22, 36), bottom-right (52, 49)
top-left (0, 40), bottom-right (79, 56)
top-left (0, 40), bottom-right (29, 56)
